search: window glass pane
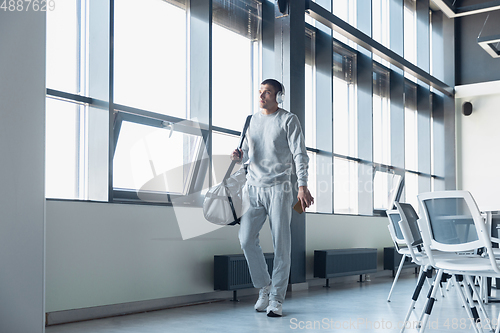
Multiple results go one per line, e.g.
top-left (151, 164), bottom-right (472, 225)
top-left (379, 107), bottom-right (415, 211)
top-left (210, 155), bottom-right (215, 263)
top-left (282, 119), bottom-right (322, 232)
top-left (305, 30), bottom-right (315, 148)
top-left (334, 158), bottom-right (358, 214)
top-left (46, 0), bottom-right (79, 94)
top-left (332, 0), bottom-right (356, 48)
top-left (333, 48), bottom-right (357, 158)
top-left (114, 0), bottom-right (187, 117)
top-left (405, 172), bottom-right (419, 210)
top-left (315, 154), bottom-right (333, 214)
top-left (404, 0), bottom-right (416, 65)
top-left (113, 121), bottom-right (202, 196)
top-left (45, 98), bottom-right (81, 199)
top-left (307, 152), bottom-right (318, 213)
top-left (405, 83), bottom-right (418, 171)
top-left (373, 171), bottom-right (402, 210)
top-left (372, 0), bottom-right (390, 66)
top-left (432, 177), bottom-right (445, 191)
top-left (212, 0), bottom-right (261, 131)
top-left (211, 132), bottom-right (240, 184)
top-left (373, 69), bottom-right (390, 164)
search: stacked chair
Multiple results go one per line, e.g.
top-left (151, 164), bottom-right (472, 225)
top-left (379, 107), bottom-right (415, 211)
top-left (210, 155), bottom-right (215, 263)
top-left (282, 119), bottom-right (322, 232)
top-left (394, 190), bottom-right (500, 333)
top-left (386, 210), bottom-right (437, 302)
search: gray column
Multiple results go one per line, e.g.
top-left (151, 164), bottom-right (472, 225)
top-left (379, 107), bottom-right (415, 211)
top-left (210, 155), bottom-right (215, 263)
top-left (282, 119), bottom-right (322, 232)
top-left (0, 10), bottom-right (46, 333)
top-left (430, 10), bottom-right (444, 82)
top-left (444, 94), bottom-right (456, 190)
top-left (432, 93), bottom-right (445, 191)
top-left (274, 0), bottom-right (307, 284)
top-left (442, 13), bottom-right (456, 190)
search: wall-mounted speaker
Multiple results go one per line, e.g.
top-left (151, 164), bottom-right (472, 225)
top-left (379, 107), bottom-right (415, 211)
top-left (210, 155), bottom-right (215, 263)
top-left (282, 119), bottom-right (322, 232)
top-left (463, 101), bottom-right (473, 116)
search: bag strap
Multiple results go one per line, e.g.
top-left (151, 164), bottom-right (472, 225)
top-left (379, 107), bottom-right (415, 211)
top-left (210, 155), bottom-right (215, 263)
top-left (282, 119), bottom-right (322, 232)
top-left (223, 114), bottom-right (252, 182)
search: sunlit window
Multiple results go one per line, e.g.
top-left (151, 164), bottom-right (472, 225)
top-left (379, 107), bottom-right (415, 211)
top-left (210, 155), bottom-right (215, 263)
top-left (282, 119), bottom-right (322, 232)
top-left (372, 0), bottom-right (390, 67)
top-left (212, 0), bottom-right (261, 131)
top-left (114, 0), bottom-right (187, 118)
top-left (373, 170), bottom-right (403, 210)
top-left (404, 0), bottom-right (417, 81)
top-left (373, 66), bottom-right (390, 165)
top-left (305, 30), bottom-right (316, 149)
top-left (46, 0), bottom-right (80, 94)
top-left (45, 98), bottom-right (81, 199)
top-left (332, 0), bottom-right (356, 48)
top-left (405, 171), bottom-right (419, 209)
top-left (212, 132), bottom-right (240, 184)
top-left (404, 82), bottom-right (418, 171)
top-left (333, 45), bottom-right (357, 158)
top-left (334, 158), bottom-right (358, 214)
top-left (113, 117), bottom-right (204, 199)
top-left (333, 43), bottom-right (357, 214)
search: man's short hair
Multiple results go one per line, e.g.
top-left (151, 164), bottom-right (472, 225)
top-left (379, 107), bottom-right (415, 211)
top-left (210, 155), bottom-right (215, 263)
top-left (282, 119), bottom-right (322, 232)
top-left (261, 79), bottom-right (283, 95)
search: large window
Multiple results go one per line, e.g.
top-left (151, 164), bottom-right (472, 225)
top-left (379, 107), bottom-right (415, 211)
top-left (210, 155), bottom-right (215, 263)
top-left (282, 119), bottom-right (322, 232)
top-left (372, 66), bottom-right (390, 165)
top-left (372, 0), bottom-right (390, 66)
top-left (404, 0), bottom-right (417, 65)
top-left (114, 0), bottom-right (187, 118)
top-left (46, 0), bottom-right (261, 203)
top-left (212, 0), bottom-right (261, 130)
top-left (46, 0), bottom-right (81, 94)
top-left (404, 81), bottom-right (418, 206)
top-left (332, 0), bottom-right (356, 48)
top-left (333, 43), bottom-right (357, 214)
top-left (45, 0), bottom-right (450, 217)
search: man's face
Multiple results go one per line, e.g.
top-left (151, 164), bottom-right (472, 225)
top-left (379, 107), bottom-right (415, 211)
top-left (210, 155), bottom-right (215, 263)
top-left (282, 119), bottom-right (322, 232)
top-left (259, 84), bottom-right (278, 110)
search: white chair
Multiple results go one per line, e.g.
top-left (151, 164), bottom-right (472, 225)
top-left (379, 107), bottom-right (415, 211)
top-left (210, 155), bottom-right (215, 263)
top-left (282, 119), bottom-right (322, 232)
top-left (417, 190), bottom-right (499, 333)
top-left (395, 202), bottom-right (450, 333)
top-left (386, 209), bottom-right (413, 302)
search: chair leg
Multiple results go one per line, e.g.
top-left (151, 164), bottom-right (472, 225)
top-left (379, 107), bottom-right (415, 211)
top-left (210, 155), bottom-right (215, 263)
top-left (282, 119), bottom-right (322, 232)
top-left (495, 310), bottom-right (500, 333)
top-left (466, 276), bottom-right (488, 312)
top-left (388, 255), bottom-right (407, 302)
top-left (400, 266), bottom-right (428, 333)
top-left (438, 278), bottom-right (445, 298)
top-left (453, 275), bottom-right (481, 333)
top-left (465, 275), bottom-right (491, 333)
top-left (446, 277), bottom-right (453, 291)
top-left (418, 269), bottom-right (443, 333)
top-left (417, 269), bottom-right (439, 327)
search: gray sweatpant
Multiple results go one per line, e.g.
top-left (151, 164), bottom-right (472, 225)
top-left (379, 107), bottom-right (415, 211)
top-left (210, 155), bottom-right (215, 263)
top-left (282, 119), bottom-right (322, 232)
top-left (238, 182), bottom-right (294, 303)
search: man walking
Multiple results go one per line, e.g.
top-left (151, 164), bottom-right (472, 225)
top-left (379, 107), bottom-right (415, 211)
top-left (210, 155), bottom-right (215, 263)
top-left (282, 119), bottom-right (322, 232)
top-left (231, 79), bottom-right (314, 317)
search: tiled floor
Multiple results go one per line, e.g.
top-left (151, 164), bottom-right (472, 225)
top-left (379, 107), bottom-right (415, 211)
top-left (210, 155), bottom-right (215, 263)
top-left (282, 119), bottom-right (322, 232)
top-left (46, 273), bottom-right (500, 332)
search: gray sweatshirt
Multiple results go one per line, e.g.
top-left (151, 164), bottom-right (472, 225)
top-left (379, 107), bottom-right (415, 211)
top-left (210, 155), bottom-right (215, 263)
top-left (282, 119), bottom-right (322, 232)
top-left (241, 108), bottom-right (309, 187)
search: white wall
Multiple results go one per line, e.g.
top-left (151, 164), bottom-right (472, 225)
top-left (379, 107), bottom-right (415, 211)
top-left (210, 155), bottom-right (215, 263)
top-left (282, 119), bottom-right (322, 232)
top-left (45, 201), bottom-right (272, 312)
top-left (456, 81), bottom-right (500, 211)
top-left (46, 200), bottom-right (391, 313)
top-left (0, 10), bottom-right (46, 333)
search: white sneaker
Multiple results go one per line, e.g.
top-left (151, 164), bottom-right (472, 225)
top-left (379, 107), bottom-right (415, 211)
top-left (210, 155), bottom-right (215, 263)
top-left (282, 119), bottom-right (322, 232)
top-left (254, 285), bottom-right (271, 312)
top-left (266, 300), bottom-right (282, 317)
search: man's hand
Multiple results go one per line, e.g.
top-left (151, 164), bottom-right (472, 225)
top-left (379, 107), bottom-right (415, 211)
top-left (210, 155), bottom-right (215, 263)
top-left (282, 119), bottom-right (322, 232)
top-left (230, 148), bottom-right (243, 162)
top-left (297, 186), bottom-right (314, 212)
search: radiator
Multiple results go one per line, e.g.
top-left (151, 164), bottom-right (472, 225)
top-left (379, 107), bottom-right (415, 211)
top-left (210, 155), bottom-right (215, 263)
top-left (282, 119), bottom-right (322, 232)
top-left (314, 248), bottom-right (377, 283)
top-left (214, 253), bottom-right (274, 291)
